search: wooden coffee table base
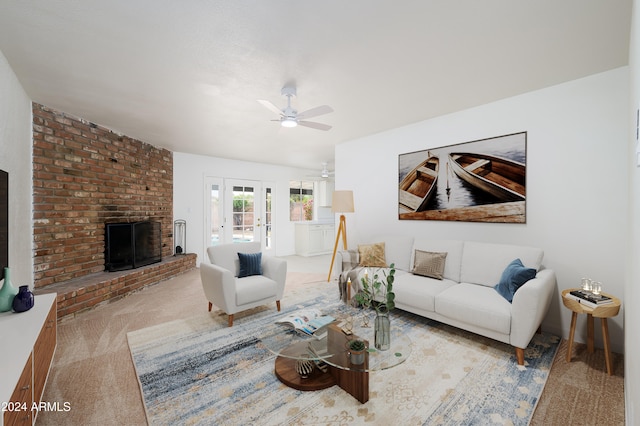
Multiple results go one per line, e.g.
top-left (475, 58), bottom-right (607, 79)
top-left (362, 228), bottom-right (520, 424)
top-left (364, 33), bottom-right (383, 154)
top-left (274, 355), bottom-right (369, 403)
top-left (274, 356), bottom-right (335, 391)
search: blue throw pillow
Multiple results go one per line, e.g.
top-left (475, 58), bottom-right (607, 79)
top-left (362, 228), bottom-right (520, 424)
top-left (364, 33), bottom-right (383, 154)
top-left (494, 258), bottom-right (536, 303)
top-left (237, 252), bottom-right (262, 278)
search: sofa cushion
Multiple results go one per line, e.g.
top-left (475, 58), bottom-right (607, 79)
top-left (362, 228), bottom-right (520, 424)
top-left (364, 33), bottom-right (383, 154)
top-left (436, 283), bottom-right (512, 335)
top-left (236, 275), bottom-right (277, 305)
top-left (237, 252), bottom-right (262, 278)
top-left (494, 258), bottom-right (536, 303)
top-left (412, 250), bottom-right (447, 279)
top-left (412, 239), bottom-right (464, 282)
top-left (460, 241), bottom-right (543, 287)
top-left (392, 272), bottom-right (457, 312)
top-left (358, 242), bottom-right (387, 267)
top-left (369, 236), bottom-right (414, 271)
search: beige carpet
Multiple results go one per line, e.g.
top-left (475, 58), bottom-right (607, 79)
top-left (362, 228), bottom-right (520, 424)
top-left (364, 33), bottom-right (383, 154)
top-left (530, 337), bottom-right (625, 425)
top-left (36, 268), bottom-right (625, 425)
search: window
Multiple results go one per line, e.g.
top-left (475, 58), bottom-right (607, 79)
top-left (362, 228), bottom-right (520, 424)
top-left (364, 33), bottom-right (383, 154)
top-left (290, 180), bottom-right (314, 221)
top-left (232, 185), bottom-right (255, 242)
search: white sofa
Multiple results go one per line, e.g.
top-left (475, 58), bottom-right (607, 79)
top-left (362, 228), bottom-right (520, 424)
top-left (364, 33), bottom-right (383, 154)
top-left (337, 236), bottom-right (556, 365)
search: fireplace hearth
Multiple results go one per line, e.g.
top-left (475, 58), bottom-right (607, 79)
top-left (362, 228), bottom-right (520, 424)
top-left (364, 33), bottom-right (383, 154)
top-left (105, 221), bottom-right (162, 272)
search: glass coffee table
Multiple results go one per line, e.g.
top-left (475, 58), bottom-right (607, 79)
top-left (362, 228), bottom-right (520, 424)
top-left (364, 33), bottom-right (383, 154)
top-left (260, 312), bottom-right (412, 403)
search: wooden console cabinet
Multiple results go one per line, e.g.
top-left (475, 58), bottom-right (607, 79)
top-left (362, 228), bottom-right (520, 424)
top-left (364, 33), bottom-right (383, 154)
top-left (1, 293), bottom-right (57, 426)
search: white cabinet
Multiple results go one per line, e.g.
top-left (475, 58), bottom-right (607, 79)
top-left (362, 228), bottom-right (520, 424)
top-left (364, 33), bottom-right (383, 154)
top-left (295, 223), bottom-right (335, 256)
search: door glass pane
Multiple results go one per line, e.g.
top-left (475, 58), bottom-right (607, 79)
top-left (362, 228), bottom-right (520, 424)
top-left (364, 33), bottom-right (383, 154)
top-left (210, 184), bottom-right (221, 246)
top-left (232, 186), bottom-right (254, 242)
top-left (264, 187), bottom-right (272, 249)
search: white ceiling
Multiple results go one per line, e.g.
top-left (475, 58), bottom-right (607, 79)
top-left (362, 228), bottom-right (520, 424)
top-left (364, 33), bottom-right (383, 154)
top-left (0, 1), bottom-right (632, 172)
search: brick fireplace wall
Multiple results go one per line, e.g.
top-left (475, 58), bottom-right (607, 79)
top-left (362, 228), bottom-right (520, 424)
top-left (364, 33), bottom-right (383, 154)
top-left (32, 103), bottom-right (174, 289)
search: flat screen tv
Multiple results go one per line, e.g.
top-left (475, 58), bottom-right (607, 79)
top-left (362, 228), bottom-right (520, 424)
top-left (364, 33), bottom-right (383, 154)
top-left (0, 170), bottom-right (7, 281)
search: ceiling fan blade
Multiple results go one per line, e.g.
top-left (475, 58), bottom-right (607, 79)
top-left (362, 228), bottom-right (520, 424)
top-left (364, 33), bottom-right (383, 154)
top-left (297, 105), bottom-right (333, 120)
top-left (298, 120), bottom-right (332, 131)
top-left (257, 99), bottom-right (284, 117)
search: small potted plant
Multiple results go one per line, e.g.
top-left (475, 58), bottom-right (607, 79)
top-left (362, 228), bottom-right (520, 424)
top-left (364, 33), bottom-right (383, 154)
top-left (347, 339), bottom-right (367, 365)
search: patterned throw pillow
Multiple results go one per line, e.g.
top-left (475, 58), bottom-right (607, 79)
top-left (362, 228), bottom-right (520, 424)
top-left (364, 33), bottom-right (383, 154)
top-left (412, 250), bottom-right (447, 280)
top-left (358, 242), bottom-right (387, 268)
top-left (237, 252), bottom-right (262, 278)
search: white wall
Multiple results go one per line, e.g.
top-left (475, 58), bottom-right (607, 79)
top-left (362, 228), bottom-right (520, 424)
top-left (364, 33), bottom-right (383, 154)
top-left (626, 1), bottom-right (639, 423)
top-left (173, 152), bottom-right (317, 265)
top-left (0, 50), bottom-right (33, 286)
top-left (336, 67), bottom-right (629, 354)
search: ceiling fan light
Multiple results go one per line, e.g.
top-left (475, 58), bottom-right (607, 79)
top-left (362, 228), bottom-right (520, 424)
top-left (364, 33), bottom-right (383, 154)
top-left (281, 117), bottom-right (297, 128)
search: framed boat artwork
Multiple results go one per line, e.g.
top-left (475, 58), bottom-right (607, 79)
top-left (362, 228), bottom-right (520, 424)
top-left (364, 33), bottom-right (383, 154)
top-left (398, 132), bottom-right (527, 223)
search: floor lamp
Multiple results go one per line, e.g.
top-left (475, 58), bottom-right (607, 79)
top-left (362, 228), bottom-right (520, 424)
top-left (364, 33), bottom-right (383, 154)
top-left (327, 190), bottom-right (354, 282)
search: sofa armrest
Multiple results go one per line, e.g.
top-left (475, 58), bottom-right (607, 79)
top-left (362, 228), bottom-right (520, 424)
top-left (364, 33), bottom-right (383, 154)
top-left (262, 256), bottom-right (287, 299)
top-left (333, 250), bottom-right (344, 278)
top-left (509, 268), bottom-right (557, 348)
top-left (335, 249), bottom-right (359, 275)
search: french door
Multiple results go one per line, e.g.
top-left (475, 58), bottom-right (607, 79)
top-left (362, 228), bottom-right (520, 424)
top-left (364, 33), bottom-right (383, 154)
top-left (205, 177), bottom-right (224, 248)
top-left (204, 177), bottom-right (275, 255)
top-left (262, 181), bottom-right (275, 254)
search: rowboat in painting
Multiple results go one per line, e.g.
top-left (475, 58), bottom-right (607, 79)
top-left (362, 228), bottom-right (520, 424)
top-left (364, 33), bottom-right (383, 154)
top-left (398, 155), bottom-right (439, 213)
top-left (448, 152), bottom-right (525, 201)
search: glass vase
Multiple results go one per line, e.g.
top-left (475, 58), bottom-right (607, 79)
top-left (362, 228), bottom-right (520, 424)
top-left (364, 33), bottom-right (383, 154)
top-left (0, 267), bottom-right (18, 312)
top-left (374, 311), bottom-right (391, 351)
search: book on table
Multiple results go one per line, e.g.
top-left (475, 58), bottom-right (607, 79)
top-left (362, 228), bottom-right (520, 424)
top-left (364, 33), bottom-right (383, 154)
top-left (566, 293), bottom-right (599, 308)
top-left (568, 290), bottom-right (613, 308)
top-left (276, 308), bottom-right (335, 337)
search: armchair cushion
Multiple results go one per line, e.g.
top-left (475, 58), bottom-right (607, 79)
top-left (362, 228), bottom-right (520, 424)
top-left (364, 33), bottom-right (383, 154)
top-left (238, 252), bottom-right (263, 277)
top-left (236, 275), bottom-right (278, 305)
top-left (207, 241), bottom-right (261, 277)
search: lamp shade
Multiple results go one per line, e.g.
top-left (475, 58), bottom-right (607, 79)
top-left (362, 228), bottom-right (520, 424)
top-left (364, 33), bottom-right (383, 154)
top-left (332, 190), bottom-right (354, 213)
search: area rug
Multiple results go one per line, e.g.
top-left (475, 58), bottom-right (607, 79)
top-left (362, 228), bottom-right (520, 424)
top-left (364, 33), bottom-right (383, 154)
top-left (127, 281), bottom-right (559, 425)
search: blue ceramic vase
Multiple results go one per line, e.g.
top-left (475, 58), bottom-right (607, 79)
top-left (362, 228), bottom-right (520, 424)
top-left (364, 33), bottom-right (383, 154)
top-left (0, 267), bottom-right (18, 312)
top-left (12, 285), bottom-right (35, 313)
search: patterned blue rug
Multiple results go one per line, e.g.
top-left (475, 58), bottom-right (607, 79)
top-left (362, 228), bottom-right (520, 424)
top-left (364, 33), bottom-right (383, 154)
top-left (127, 283), bottom-right (559, 425)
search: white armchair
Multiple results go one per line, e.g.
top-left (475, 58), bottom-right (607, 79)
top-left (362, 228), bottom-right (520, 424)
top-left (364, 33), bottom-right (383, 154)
top-left (200, 242), bottom-right (287, 326)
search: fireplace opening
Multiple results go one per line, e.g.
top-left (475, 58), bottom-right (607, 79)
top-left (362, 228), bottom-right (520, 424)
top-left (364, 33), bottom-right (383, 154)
top-left (105, 221), bottom-right (162, 272)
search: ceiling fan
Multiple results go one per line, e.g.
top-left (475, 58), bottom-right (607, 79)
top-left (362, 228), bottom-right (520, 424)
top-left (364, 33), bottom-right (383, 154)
top-left (258, 86), bottom-right (333, 131)
top-left (320, 162), bottom-right (335, 178)
top-left (307, 162), bottom-right (335, 180)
